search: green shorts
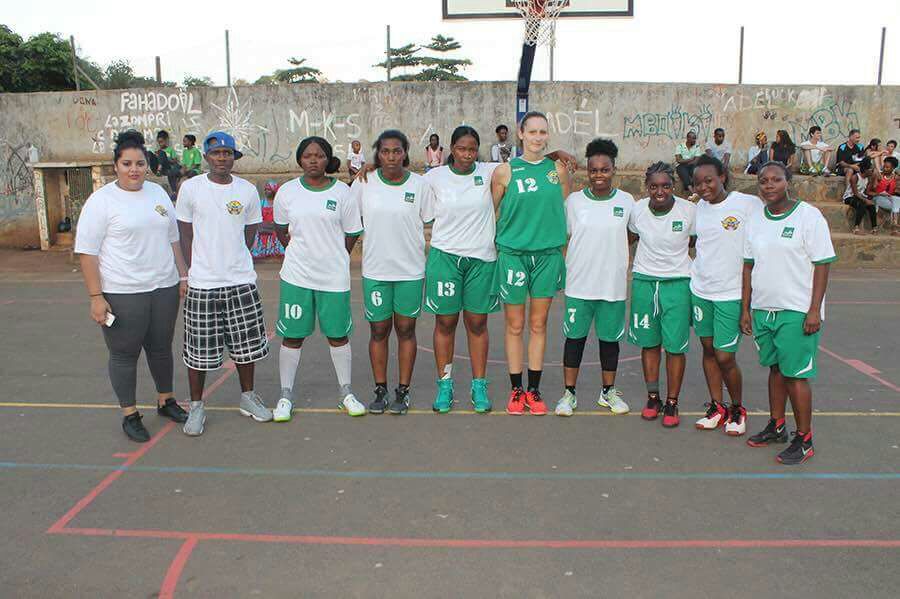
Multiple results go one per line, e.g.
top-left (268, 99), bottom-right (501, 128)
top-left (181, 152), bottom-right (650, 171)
top-left (627, 277), bottom-right (692, 354)
top-left (691, 295), bottom-right (742, 353)
top-left (362, 277), bottom-right (424, 322)
top-left (752, 309), bottom-right (820, 379)
top-left (496, 248), bottom-right (565, 305)
top-left (276, 280), bottom-right (352, 339)
top-left (424, 247), bottom-right (500, 315)
top-left (563, 296), bottom-right (627, 341)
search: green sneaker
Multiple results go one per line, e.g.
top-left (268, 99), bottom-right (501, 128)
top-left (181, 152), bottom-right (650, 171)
top-left (800, 164), bottom-right (810, 175)
top-left (471, 378), bottom-right (492, 413)
top-left (432, 378), bottom-right (454, 413)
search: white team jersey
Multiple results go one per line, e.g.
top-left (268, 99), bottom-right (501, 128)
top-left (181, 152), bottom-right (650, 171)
top-left (351, 170), bottom-right (434, 281)
top-left (423, 162), bottom-right (499, 262)
top-left (690, 191), bottom-right (764, 301)
top-left (628, 197), bottom-right (696, 279)
top-left (743, 201), bottom-right (837, 317)
top-left (565, 188), bottom-right (635, 300)
top-left (274, 177), bottom-right (362, 292)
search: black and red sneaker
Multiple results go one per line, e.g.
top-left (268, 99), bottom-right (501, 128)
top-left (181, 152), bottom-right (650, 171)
top-left (776, 431), bottom-right (814, 465)
top-left (746, 418), bottom-right (788, 447)
top-left (661, 399), bottom-right (680, 428)
top-left (641, 394), bottom-right (663, 420)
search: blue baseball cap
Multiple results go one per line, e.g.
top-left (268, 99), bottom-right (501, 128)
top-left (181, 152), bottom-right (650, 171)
top-left (203, 131), bottom-right (243, 159)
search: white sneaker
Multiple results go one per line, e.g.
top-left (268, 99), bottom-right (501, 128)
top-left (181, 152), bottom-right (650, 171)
top-left (340, 392), bottom-right (366, 417)
top-left (724, 405), bottom-right (747, 436)
top-left (597, 387), bottom-right (629, 414)
top-left (695, 402), bottom-right (727, 430)
top-left (273, 398), bottom-right (293, 422)
top-left (555, 390), bottom-right (576, 417)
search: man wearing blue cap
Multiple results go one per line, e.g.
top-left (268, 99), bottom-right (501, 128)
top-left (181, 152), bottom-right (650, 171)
top-left (176, 131), bottom-right (273, 436)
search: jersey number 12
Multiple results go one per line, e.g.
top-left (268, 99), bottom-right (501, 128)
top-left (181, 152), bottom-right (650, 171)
top-left (515, 178), bottom-right (538, 194)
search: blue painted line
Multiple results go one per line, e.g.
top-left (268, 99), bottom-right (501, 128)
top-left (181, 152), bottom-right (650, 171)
top-left (1, 461), bottom-right (899, 481)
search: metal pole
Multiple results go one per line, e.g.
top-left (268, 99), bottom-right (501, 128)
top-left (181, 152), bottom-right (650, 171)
top-left (69, 36), bottom-right (80, 91)
top-left (738, 26), bottom-right (744, 84)
top-left (549, 39), bottom-right (555, 82)
top-left (386, 25), bottom-right (392, 82)
top-left (155, 56), bottom-right (162, 84)
top-left (225, 30), bottom-right (232, 87)
top-left (877, 27), bottom-right (886, 86)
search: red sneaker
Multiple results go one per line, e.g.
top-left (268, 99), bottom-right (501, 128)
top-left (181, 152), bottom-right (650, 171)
top-left (662, 400), bottom-right (680, 428)
top-left (641, 394), bottom-right (663, 420)
top-left (506, 388), bottom-right (526, 415)
top-left (525, 389), bottom-right (548, 415)
top-left (695, 401), bottom-right (727, 430)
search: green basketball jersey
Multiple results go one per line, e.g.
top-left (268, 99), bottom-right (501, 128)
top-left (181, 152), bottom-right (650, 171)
top-left (495, 157), bottom-right (566, 252)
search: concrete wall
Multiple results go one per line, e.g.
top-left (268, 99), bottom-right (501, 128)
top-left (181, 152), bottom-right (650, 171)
top-left (1, 81), bottom-right (898, 246)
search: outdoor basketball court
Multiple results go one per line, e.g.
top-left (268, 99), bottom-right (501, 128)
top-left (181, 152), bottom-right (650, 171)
top-left (1, 255), bottom-right (898, 597)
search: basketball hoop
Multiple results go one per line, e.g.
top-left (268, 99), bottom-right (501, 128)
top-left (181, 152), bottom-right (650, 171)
top-left (511, 0), bottom-right (568, 46)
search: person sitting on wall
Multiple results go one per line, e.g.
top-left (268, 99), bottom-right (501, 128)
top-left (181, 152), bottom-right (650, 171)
top-left (834, 129), bottom-right (867, 187)
top-left (870, 156), bottom-right (899, 234)
top-left (491, 125), bottom-right (514, 163)
top-left (154, 130), bottom-right (182, 197)
top-left (886, 139), bottom-right (900, 161)
top-left (675, 131), bottom-right (704, 193)
top-left (768, 130), bottom-right (798, 172)
top-left (799, 126), bottom-right (833, 176)
top-left (181, 134), bottom-right (202, 179)
top-left (705, 128), bottom-right (732, 170)
top-left (347, 139), bottom-right (366, 178)
top-left (865, 138), bottom-right (884, 172)
top-left (746, 131), bottom-right (769, 175)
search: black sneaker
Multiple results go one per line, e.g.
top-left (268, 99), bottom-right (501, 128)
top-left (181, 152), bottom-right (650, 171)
top-left (641, 394), bottom-right (663, 420)
top-left (369, 386), bottom-right (389, 414)
top-left (389, 387), bottom-right (410, 415)
top-left (746, 418), bottom-right (789, 447)
top-left (157, 398), bottom-right (188, 423)
top-left (122, 412), bottom-right (150, 443)
top-left (776, 431), bottom-right (814, 465)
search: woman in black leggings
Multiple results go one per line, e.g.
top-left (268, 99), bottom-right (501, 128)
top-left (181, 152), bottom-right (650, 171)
top-left (74, 130), bottom-right (189, 442)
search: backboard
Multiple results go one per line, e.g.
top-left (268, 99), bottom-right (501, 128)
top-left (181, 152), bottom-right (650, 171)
top-left (442, 0), bottom-right (633, 20)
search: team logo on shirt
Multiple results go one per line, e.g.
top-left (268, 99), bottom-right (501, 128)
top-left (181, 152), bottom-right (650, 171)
top-left (672, 221), bottom-right (684, 232)
top-left (721, 216), bottom-right (740, 230)
top-left (474, 175), bottom-right (484, 186)
top-left (613, 207), bottom-right (625, 218)
top-left (226, 200), bottom-right (244, 215)
top-left (781, 227), bottom-right (795, 238)
top-left (404, 192), bottom-right (415, 203)
top-left (325, 199), bottom-right (337, 211)
top-left (154, 205), bottom-right (168, 217)
top-left (546, 170), bottom-right (560, 185)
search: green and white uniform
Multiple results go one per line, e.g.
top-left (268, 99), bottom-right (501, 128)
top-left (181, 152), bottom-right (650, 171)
top-left (743, 201), bottom-right (836, 378)
top-left (627, 197), bottom-right (696, 353)
top-left (351, 170), bottom-right (434, 321)
top-left (563, 188), bottom-right (635, 341)
top-left (274, 177), bottom-right (362, 339)
top-left (423, 163), bottom-right (501, 315)
top-left (691, 191), bottom-right (764, 352)
top-left (495, 157), bottom-right (566, 304)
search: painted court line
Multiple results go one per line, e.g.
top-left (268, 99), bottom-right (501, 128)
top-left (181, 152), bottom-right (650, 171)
top-left (5, 461), bottom-right (900, 481)
top-left (821, 345), bottom-right (900, 394)
top-left (158, 536), bottom-right (199, 599)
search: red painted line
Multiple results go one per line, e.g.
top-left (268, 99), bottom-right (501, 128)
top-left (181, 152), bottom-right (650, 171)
top-left (159, 537), bottom-right (199, 599)
top-left (820, 345), bottom-right (900, 394)
top-left (112, 453), bottom-right (133, 459)
top-left (50, 527), bottom-right (900, 549)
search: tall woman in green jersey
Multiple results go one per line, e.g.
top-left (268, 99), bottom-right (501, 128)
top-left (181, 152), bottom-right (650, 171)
top-left (490, 111), bottom-right (571, 416)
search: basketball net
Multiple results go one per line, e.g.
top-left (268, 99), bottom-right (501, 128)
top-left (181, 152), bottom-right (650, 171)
top-left (511, 0), bottom-right (568, 46)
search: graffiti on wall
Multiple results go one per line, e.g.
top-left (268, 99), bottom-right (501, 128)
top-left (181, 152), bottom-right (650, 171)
top-left (0, 138), bottom-right (37, 224)
top-left (623, 104), bottom-right (715, 142)
top-left (92, 90), bottom-right (204, 154)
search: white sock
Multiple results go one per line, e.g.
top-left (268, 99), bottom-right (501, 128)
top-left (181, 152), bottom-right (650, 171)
top-left (329, 343), bottom-right (352, 392)
top-left (279, 345), bottom-right (302, 397)
top-left (441, 363), bottom-right (453, 380)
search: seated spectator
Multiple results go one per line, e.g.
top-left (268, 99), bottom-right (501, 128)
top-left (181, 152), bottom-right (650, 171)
top-left (675, 130), bottom-right (704, 193)
top-left (834, 129), bottom-right (866, 186)
top-left (347, 139), bottom-right (365, 178)
top-left (491, 124), bottom-right (514, 163)
top-left (768, 130), bottom-right (797, 171)
top-left (425, 134), bottom-right (444, 172)
top-left (843, 157), bottom-right (877, 235)
top-left (871, 156), bottom-right (899, 234)
top-left (886, 139), bottom-right (900, 161)
top-left (181, 134), bottom-right (202, 179)
top-left (866, 138), bottom-right (884, 171)
top-left (745, 131), bottom-right (768, 174)
top-left (154, 129), bottom-right (181, 197)
top-left (799, 126), bottom-right (833, 176)
top-left (705, 127), bottom-right (732, 169)
top-left (251, 181), bottom-right (285, 259)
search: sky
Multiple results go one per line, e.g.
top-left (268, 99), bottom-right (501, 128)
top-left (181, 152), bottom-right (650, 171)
top-left (5, 0), bottom-right (899, 87)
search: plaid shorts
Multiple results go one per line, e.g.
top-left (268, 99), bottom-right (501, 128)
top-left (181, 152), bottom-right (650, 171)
top-left (183, 284), bottom-right (269, 370)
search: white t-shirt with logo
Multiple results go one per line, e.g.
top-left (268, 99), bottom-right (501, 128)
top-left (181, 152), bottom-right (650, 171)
top-left (691, 191), bottom-right (764, 301)
top-left (628, 197), bottom-right (696, 279)
top-left (565, 188), bottom-right (636, 301)
top-left (274, 177), bottom-right (362, 292)
top-left (707, 140), bottom-right (733, 162)
top-left (743, 201), bottom-right (836, 317)
top-left (351, 170), bottom-right (435, 281)
top-left (75, 181), bottom-right (179, 294)
top-left (175, 174), bottom-right (262, 289)
top-left (423, 163), bottom-right (499, 262)
top-left (802, 139), bottom-right (831, 164)
top-left (347, 150), bottom-right (365, 171)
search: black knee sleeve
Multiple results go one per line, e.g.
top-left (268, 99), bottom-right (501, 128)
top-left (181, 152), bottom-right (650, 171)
top-left (563, 337), bottom-right (587, 369)
top-left (599, 340), bottom-right (620, 372)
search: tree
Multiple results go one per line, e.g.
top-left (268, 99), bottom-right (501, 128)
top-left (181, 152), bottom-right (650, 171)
top-left (273, 57), bottom-right (323, 84)
top-left (253, 74), bottom-right (277, 85)
top-left (16, 32), bottom-right (77, 91)
top-left (232, 78), bottom-right (251, 86)
top-left (374, 43), bottom-right (423, 80)
top-left (183, 74), bottom-right (214, 87)
top-left (0, 25), bottom-right (24, 92)
top-left (103, 59), bottom-right (165, 90)
top-left (417, 35), bottom-right (471, 81)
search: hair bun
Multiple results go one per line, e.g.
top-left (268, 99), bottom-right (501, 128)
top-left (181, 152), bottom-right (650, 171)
top-left (326, 156), bottom-right (341, 174)
top-left (115, 129), bottom-right (145, 147)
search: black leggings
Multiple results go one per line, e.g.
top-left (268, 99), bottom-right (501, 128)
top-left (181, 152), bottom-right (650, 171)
top-left (101, 284), bottom-right (180, 408)
top-left (563, 337), bottom-right (620, 372)
top-left (675, 163), bottom-right (695, 192)
top-left (848, 197), bottom-right (877, 228)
